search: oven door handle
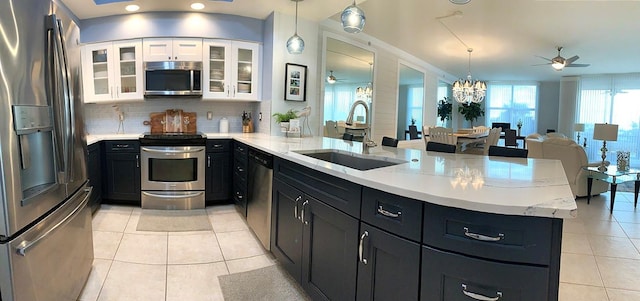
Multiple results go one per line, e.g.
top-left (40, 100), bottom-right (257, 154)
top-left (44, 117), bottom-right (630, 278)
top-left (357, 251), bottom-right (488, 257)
top-left (142, 191), bottom-right (205, 199)
top-left (141, 147), bottom-right (204, 154)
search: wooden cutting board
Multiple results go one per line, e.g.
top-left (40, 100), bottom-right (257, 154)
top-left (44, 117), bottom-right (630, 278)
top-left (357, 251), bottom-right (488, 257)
top-left (148, 112), bottom-right (165, 134)
top-left (145, 110), bottom-right (197, 133)
top-left (183, 112), bottom-right (197, 133)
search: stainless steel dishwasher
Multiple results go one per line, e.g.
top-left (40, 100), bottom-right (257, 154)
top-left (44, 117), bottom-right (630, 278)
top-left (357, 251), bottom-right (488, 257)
top-left (247, 148), bottom-right (273, 250)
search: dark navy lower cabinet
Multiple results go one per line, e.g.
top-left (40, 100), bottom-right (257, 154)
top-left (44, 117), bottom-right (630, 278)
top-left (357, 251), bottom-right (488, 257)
top-left (103, 140), bottom-right (140, 204)
top-left (271, 177), bottom-right (304, 282)
top-left (356, 223), bottom-right (420, 301)
top-left (302, 197), bottom-right (359, 301)
top-left (271, 176), bottom-right (359, 300)
top-left (271, 158), bottom-right (562, 301)
top-left (205, 140), bottom-right (231, 202)
top-left (421, 246), bottom-right (549, 301)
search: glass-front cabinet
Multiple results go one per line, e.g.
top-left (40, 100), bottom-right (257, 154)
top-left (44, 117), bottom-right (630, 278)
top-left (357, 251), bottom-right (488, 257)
top-left (82, 40), bottom-right (143, 103)
top-left (202, 40), bottom-right (259, 101)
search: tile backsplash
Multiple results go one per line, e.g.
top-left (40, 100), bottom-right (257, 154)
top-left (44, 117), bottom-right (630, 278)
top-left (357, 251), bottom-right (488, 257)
top-left (83, 99), bottom-right (268, 135)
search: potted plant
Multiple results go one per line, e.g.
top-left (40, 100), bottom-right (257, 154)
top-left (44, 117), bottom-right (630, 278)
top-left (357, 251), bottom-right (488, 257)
top-left (437, 97), bottom-right (453, 123)
top-left (457, 102), bottom-right (485, 125)
top-left (272, 109), bottom-right (298, 132)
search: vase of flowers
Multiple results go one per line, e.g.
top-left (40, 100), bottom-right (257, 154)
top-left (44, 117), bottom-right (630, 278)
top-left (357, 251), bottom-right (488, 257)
top-left (516, 119), bottom-right (523, 136)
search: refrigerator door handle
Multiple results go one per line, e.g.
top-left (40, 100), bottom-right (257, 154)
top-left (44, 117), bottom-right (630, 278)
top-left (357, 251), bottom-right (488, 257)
top-left (15, 187), bottom-right (92, 256)
top-left (48, 14), bottom-right (75, 184)
top-left (45, 15), bottom-right (66, 180)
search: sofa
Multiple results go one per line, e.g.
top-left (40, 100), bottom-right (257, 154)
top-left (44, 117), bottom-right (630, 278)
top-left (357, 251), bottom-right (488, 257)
top-left (526, 135), bottom-right (609, 198)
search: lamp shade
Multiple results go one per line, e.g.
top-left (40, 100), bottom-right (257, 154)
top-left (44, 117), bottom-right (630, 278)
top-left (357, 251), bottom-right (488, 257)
top-left (593, 123), bottom-right (618, 141)
top-left (573, 123), bottom-right (585, 132)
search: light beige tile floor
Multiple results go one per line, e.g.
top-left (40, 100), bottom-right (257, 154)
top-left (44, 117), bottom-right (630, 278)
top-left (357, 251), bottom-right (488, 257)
top-left (80, 192), bottom-right (640, 301)
top-left (560, 192), bottom-right (640, 301)
top-left (78, 204), bottom-right (277, 301)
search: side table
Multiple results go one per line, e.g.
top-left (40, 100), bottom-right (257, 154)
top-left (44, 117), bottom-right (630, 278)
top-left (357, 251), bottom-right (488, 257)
top-left (584, 166), bottom-right (640, 214)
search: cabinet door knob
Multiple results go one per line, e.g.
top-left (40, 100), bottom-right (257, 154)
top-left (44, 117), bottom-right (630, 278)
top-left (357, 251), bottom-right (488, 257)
top-left (294, 196), bottom-right (302, 219)
top-left (300, 200), bottom-right (309, 225)
top-left (358, 230), bottom-right (369, 265)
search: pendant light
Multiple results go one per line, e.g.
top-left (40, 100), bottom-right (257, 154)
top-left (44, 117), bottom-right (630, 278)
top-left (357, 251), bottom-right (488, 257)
top-left (341, 0), bottom-right (365, 33)
top-left (286, 0), bottom-right (305, 54)
top-left (452, 48), bottom-right (486, 104)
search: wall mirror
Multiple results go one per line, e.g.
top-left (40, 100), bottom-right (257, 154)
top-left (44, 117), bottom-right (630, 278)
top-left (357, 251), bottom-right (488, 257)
top-left (322, 36), bottom-right (374, 140)
top-left (396, 63), bottom-right (425, 140)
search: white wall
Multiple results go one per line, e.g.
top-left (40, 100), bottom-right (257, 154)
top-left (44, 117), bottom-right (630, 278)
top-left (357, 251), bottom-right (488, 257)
top-left (80, 12), bottom-right (264, 44)
top-left (558, 77), bottom-right (579, 136)
top-left (266, 12), bottom-right (320, 136)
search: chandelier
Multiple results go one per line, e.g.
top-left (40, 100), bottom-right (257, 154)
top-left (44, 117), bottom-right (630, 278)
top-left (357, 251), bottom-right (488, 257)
top-left (356, 83), bottom-right (372, 99)
top-left (452, 48), bottom-right (486, 104)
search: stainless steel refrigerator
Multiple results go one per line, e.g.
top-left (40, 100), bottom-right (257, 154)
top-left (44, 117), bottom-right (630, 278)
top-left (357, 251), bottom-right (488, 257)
top-left (0, 0), bottom-right (94, 300)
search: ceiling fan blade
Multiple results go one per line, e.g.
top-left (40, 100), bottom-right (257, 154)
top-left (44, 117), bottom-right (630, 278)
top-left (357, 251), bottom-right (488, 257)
top-left (531, 63), bottom-right (551, 66)
top-left (535, 55), bottom-right (553, 61)
top-left (566, 63), bottom-right (591, 67)
top-left (565, 55), bottom-right (580, 64)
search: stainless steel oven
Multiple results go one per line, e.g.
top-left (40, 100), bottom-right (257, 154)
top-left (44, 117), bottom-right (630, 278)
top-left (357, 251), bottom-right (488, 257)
top-left (140, 134), bottom-right (206, 209)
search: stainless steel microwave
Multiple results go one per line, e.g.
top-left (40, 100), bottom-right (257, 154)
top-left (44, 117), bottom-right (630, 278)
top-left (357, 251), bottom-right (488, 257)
top-left (144, 61), bottom-right (202, 97)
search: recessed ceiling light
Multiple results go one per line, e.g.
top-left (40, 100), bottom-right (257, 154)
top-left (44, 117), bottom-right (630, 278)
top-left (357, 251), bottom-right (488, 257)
top-left (125, 4), bottom-right (140, 12)
top-left (191, 3), bottom-right (205, 10)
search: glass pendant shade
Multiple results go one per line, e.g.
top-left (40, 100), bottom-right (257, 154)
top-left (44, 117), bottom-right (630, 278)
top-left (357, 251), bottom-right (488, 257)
top-left (287, 34), bottom-right (305, 54)
top-left (287, 0), bottom-right (304, 54)
top-left (341, 1), bottom-right (365, 33)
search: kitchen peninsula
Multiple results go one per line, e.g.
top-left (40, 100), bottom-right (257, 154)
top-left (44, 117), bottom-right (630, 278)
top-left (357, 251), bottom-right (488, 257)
top-left (87, 133), bottom-right (576, 300)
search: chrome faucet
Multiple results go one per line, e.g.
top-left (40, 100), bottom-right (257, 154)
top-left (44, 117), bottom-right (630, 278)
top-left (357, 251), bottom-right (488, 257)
top-left (346, 100), bottom-right (376, 147)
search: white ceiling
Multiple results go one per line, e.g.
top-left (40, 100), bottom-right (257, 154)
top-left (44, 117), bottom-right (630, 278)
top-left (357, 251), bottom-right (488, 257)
top-left (62, 0), bottom-right (640, 82)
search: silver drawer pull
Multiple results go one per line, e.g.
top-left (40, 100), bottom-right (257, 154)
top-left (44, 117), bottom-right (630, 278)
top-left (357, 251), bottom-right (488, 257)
top-left (462, 284), bottom-right (502, 301)
top-left (377, 205), bottom-right (401, 218)
top-left (463, 227), bottom-right (505, 242)
top-left (358, 230), bottom-right (369, 264)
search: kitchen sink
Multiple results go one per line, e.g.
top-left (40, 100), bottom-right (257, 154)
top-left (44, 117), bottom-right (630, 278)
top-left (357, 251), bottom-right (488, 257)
top-left (294, 149), bottom-right (406, 171)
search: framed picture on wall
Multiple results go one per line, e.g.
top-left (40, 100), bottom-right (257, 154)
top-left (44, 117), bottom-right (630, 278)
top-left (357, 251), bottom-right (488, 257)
top-left (284, 63), bottom-right (307, 101)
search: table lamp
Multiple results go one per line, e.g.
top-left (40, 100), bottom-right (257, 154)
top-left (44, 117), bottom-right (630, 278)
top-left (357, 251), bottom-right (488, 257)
top-left (574, 123), bottom-right (584, 144)
top-left (593, 123), bottom-right (618, 171)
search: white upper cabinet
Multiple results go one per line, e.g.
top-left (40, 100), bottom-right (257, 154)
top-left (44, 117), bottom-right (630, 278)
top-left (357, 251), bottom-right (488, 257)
top-left (202, 40), bottom-right (260, 101)
top-left (143, 38), bottom-right (203, 61)
top-left (81, 40), bottom-right (144, 103)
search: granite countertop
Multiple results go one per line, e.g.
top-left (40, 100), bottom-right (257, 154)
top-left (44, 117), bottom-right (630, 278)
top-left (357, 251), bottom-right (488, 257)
top-left (88, 133), bottom-right (577, 219)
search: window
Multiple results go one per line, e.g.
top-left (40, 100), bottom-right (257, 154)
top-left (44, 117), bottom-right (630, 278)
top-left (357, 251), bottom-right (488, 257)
top-left (405, 86), bottom-right (424, 127)
top-left (486, 83), bottom-right (538, 135)
top-left (577, 74), bottom-right (640, 168)
top-left (324, 83), bottom-right (368, 122)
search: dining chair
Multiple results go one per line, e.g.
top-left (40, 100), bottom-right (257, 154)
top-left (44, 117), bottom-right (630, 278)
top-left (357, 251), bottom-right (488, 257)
top-left (408, 125), bottom-right (419, 140)
top-left (382, 136), bottom-right (399, 147)
top-left (488, 145), bottom-right (528, 158)
top-left (342, 133), bottom-right (354, 141)
top-left (426, 141), bottom-right (456, 153)
top-left (427, 126), bottom-right (455, 145)
top-left (325, 120), bottom-right (340, 138)
top-left (461, 127), bottom-right (501, 155)
top-left (504, 129), bottom-right (519, 147)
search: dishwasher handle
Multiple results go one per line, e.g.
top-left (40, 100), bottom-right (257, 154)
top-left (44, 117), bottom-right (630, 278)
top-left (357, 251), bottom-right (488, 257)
top-left (249, 149), bottom-right (273, 168)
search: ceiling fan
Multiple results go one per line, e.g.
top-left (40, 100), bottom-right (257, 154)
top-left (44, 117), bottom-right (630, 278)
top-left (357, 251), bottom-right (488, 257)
top-left (535, 46), bottom-right (590, 71)
top-left (326, 70), bottom-right (346, 84)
